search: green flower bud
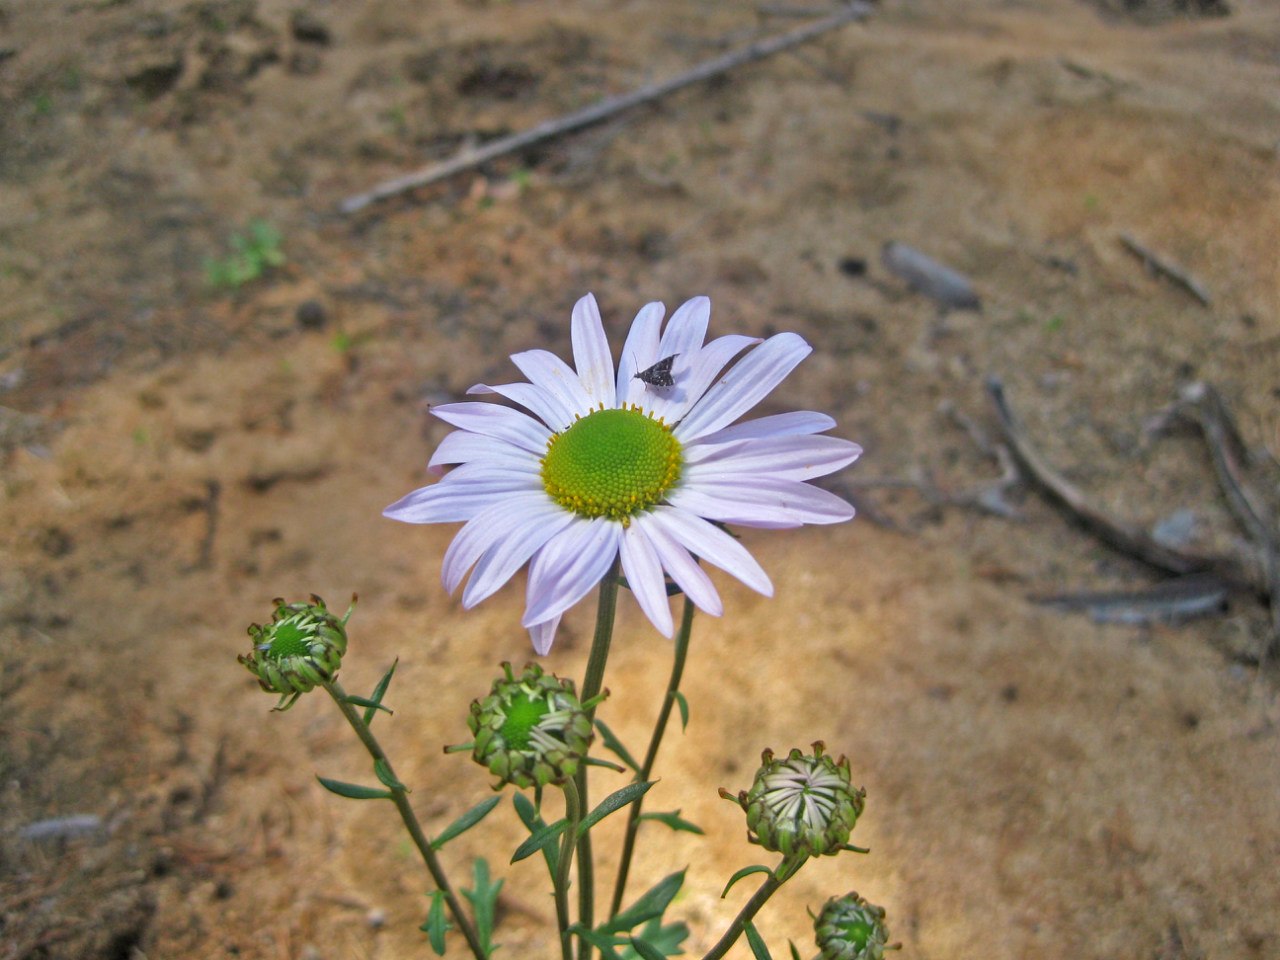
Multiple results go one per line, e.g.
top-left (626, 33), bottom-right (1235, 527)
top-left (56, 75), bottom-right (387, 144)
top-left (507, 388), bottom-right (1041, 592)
top-left (460, 662), bottom-right (596, 789)
top-left (721, 742), bottom-right (865, 858)
top-left (814, 891), bottom-right (894, 960)
top-left (239, 594), bottom-right (354, 711)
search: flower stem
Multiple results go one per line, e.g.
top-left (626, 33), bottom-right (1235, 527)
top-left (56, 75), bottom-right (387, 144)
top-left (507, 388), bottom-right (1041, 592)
top-left (323, 679), bottom-right (487, 960)
top-left (700, 855), bottom-right (805, 960)
top-left (574, 556), bottom-right (622, 960)
top-left (608, 593), bottom-right (695, 919)
top-left (554, 777), bottom-right (584, 960)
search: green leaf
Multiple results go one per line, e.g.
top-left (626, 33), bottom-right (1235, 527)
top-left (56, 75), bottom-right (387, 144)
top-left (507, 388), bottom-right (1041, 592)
top-left (595, 719), bottom-right (641, 773)
top-left (637, 810), bottom-right (704, 835)
top-left (744, 920), bottom-right (773, 960)
top-left (341, 693), bottom-right (393, 716)
top-left (461, 857), bottom-right (503, 957)
top-left (568, 924), bottom-right (624, 960)
top-left (373, 757), bottom-right (405, 792)
top-left (721, 864), bottom-right (773, 899)
top-left (419, 890), bottom-right (451, 955)
top-left (788, 940), bottom-right (803, 960)
top-left (432, 795), bottom-right (501, 851)
top-left (578, 781), bottom-right (654, 837)
top-left (512, 793), bottom-right (558, 878)
top-left (671, 691), bottom-right (689, 730)
top-left (628, 937), bottom-right (667, 960)
top-left (511, 817), bottom-right (569, 863)
top-left (363, 659), bottom-right (398, 725)
top-left (598, 869), bottom-right (685, 935)
top-left (316, 775), bottom-right (392, 801)
top-left (620, 919), bottom-right (689, 959)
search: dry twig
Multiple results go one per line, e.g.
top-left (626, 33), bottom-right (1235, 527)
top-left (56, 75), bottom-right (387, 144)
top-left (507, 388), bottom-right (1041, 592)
top-left (340, 3), bottom-right (873, 213)
top-left (1119, 233), bottom-right (1212, 307)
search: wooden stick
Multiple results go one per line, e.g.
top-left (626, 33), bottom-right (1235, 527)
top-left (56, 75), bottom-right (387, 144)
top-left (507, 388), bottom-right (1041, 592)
top-left (986, 376), bottom-right (1267, 595)
top-left (339, 3), bottom-right (873, 214)
top-left (1119, 233), bottom-right (1212, 307)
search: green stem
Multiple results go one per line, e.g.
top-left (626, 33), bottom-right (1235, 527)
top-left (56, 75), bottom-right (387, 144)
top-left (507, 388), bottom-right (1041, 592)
top-left (700, 856), bottom-right (805, 960)
top-left (323, 680), bottom-right (488, 960)
top-left (555, 778), bottom-right (584, 960)
top-left (574, 556), bottom-right (622, 960)
top-left (608, 593), bottom-right (695, 919)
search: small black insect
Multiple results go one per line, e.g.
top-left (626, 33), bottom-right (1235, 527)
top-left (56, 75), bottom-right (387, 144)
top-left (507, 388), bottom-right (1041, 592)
top-left (634, 354), bottom-right (677, 388)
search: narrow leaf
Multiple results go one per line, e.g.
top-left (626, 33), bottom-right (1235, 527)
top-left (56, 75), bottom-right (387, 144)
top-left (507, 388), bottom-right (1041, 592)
top-left (744, 920), bottom-right (773, 960)
top-left (419, 890), bottom-right (450, 955)
top-left (621, 919), bottom-right (688, 958)
top-left (461, 857), bottom-right (503, 957)
top-left (432, 795), bottom-right (501, 851)
top-left (579, 781), bottom-right (654, 836)
top-left (341, 693), bottom-right (393, 716)
top-left (373, 757), bottom-right (405, 792)
top-left (363, 658), bottom-right (399, 725)
top-left (595, 719), bottom-right (641, 773)
top-left (599, 869), bottom-right (686, 935)
top-left (569, 924), bottom-right (625, 959)
top-left (513, 793), bottom-right (558, 878)
top-left (628, 937), bottom-right (667, 960)
top-left (511, 817), bottom-right (569, 863)
top-left (720, 864), bottom-right (773, 899)
top-left (671, 691), bottom-right (689, 730)
top-left (788, 940), bottom-right (803, 960)
top-left (316, 775), bottom-right (392, 801)
top-left (637, 810), bottom-right (704, 835)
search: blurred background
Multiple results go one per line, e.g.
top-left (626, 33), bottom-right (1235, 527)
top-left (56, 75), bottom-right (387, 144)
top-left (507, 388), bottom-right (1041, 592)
top-left (2, 1), bottom-right (1278, 957)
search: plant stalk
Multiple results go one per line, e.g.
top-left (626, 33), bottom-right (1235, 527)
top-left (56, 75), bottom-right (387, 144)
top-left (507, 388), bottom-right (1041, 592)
top-left (323, 680), bottom-right (488, 960)
top-left (574, 556), bottom-right (622, 960)
top-left (701, 856), bottom-right (804, 960)
top-left (555, 778), bottom-right (584, 960)
top-left (608, 593), bottom-right (695, 918)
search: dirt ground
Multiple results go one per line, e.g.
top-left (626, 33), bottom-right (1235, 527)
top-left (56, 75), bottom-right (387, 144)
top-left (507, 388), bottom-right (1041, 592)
top-left (3, 0), bottom-right (1280, 958)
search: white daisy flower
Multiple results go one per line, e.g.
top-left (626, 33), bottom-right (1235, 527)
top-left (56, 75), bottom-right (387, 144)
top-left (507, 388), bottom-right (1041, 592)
top-left (384, 294), bottom-right (861, 654)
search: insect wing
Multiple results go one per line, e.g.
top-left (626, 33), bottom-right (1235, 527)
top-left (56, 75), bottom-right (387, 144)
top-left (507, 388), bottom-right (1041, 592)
top-left (635, 354), bottom-right (677, 388)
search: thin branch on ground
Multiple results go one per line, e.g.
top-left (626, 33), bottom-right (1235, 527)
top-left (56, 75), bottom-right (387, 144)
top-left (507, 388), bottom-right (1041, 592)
top-left (1119, 233), bottom-right (1212, 307)
top-left (339, 3), bottom-right (873, 213)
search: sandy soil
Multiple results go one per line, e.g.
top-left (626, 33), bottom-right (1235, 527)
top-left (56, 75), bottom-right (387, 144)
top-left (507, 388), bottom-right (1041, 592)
top-left (2, 1), bottom-right (1279, 958)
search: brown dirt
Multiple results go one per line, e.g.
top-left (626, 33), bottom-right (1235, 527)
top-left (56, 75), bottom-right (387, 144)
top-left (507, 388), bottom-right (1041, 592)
top-left (2, 1), bottom-right (1279, 958)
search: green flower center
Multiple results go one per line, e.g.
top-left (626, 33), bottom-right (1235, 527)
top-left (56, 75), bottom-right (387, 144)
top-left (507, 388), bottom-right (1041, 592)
top-left (541, 406), bottom-right (682, 522)
top-left (500, 692), bottom-right (550, 751)
top-left (267, 619), bottom-right (311, 659)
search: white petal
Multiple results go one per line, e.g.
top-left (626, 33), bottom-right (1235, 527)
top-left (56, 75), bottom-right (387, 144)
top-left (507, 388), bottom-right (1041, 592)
top-left (647, 334), bottom-right (759, 425)
top-left (462, 503), bottom-right (577, 608)
top-left (571, 294), bottom-right (617, 409)
top-left (668, 476), bottom-right (854, 526)
top-left (511, 349), bottom-right (596, 420)
top-left (685, 435), bottom-right (862, 481)
top-left (468, 382), bottom-right (574, 433)
top-left (647, 506), bottom-right (773, 597)
top-left (523, 519), bottom-right (623, 626)
top-left (617, 302), bottom-right (665, 402)
top-left (442, 492), bottom-right (556, 593)
top-left (428, 431), bottom-right (537, 474)
top-left (631, 513), bottom-right (723, 616)
top-left (528, 615), bottom-right (563, 656)
top-left (384, 464), bottom-right (542, 524)
top-left (619, 523), bottom-right (673, 637)
top-left (698, 411), bottom-right (837, 444)
top-left (674, 333), bottom-right (812, 443)
top-left (656, 297), bottom-right (710, 366)
top-left (431, 401), bottom-right (552, 453)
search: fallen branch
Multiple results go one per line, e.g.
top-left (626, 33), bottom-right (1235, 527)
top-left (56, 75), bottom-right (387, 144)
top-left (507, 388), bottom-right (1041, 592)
top-left (339, 2), bottom-right (873, 213)
top-left (1029, 573), bottom-right (1229, 626)
top-left (1119, 233), bottom-right (1212, 307)
top-left (985, 376), bottom-right (1267, 595)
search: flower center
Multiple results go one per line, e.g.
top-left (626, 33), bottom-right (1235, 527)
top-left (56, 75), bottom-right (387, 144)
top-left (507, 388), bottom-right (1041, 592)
top-left (541, 407), bottom-right (682, 522)
top-left (499, 692), bottom-right (550, 751)
top-left (266, 619), bottom-right (311, 659)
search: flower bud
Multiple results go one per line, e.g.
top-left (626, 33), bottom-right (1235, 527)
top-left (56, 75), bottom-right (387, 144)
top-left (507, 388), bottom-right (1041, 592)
top-left (239, 594), bottom-right (354, 711)
top-left (721, 742), bottom-right (865, 858)
top-left (462, 662), bottom-right (595, 789)
top-left (814, 891), bottom-right (893, 960)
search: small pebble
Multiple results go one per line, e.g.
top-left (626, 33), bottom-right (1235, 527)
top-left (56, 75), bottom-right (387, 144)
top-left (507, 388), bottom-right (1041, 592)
top-left (296, 299), bottom-right (328, 330)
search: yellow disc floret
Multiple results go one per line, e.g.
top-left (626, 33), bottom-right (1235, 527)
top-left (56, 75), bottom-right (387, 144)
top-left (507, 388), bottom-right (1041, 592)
top-left (541, 406), bottom-right (682, 523)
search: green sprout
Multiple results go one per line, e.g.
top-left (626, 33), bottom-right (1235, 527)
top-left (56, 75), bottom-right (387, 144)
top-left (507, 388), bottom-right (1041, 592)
top-left (204, 219), bottom-right (285, 290)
